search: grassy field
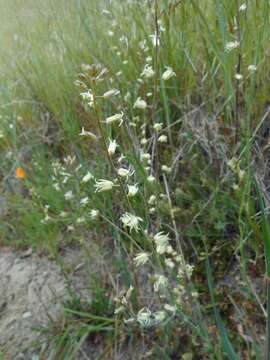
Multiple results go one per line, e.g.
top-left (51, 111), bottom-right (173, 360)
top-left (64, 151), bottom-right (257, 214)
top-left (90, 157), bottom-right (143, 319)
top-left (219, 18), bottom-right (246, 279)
top-left (1, 0), bottom-right (270, 358)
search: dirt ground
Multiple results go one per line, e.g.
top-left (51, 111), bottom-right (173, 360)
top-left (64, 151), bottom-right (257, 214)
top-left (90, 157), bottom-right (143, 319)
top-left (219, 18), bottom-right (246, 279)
top-left (0, 247), bottom-right (86, 359)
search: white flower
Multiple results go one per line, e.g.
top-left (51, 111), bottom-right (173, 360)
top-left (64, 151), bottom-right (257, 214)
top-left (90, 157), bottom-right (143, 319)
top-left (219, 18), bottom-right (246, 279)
top-left (108, 30), bottom-right (114, 37)
top-left (117, 154), bottom-right (126, 163)
top-left (165, 258), bottom-right (175, 269)
top-left (120, 212), bottom-right (142, 232)
top-left (126, 285), bottom-right (134, 300)
top-left (108, 139), bottom-right (118, 156)
top-left (161, 165), bottom-right (172, 174)
top-left (140, 138), bottom-right (148, 145)
top-left (64, 190), bottom-right (73, 200)
top-left (162, 67), bottom-right (176, 81)
top-left (102, 9), bottom-right (110, 15)
top-left (133, 97), bottom-right (147, 110)
top-left (158, 135), bottom-right (167, 143)
top-left (124, 92), bottom-right (131, 101)
top-left (238, 169), bottom-right (245, 181)
top-left (225, 41), bottom-right (240, 52)
top-left (41, 213), bottom-right (51, 224)
top-left (134, 252), bottom-right (150, 267)
top-left (77, 216), bottom-right (86, 223)
top-left (79, 127), bottom-right (97, 139)
top-left (80, 90), bottom-right (94, 106)
top-left (178, 264), bottom-right (194, 280)
top-left (147, 175), bottom-right (156, 183)
top-left (80, 91), bottom-right (92, 100)
top-left (137, 308), bottom-right (153, 327)
top-left (153, 123), bottom-right (163, 131)
top-left (192, 291), bottom-right (199, 299)
top-left (114, 306), bottom-right (125, 315)
top-left (127, 184), bottom-right (139, 197)
top-left (248, 64), bottom-right (257, 72)
top-left (67, 225), bottom-right (75, 232)
top-left (141, 65), bottom-right (155, 79)
top-left (227, 157), bottom-right (238, 171)
top-left (82, 171), bottom-right (94, 183)
top-left (105, 112), bottom-right (124, 125)
top-left (186, 264), bottom-right (194, 278)
top-left (148, 195), bottom-right (156, 205)
top-left (53, 183), bottom-right (60, 191)
top-left (94, 179), bottom-right (114, 192)
top-left (154, 231), bottom-right (170, 254)
top-left (117, 168), bottom-right (132, 177)
top-left (141, 153), bottom-right (151, 162)
top-left (173, 284), bottom-right (185, 301)
top-left (150, 32), bottom-right (160, 47)
top-left (175, 255), bottom-right (183, 263)
top-left (239, 3), bottom-right (247, 11)
top-left (154, 311), bottom-right (166, 323)
top-left (235, 73), bottom-right (243, 80)
top-left (103, 89), bottom-right (120, 98)
top-left (146, 56), bottom-right (152, 62)
top-left (164, 304), bottom-right (176, 313)
top-left (139, 40), bottom-right (146, 50)
top-left (154, 275), bottom-right (168, 292)
top-left (90, 209), bottom-right (99, 219)
top-left (80, 197), bottom-right (89, 205)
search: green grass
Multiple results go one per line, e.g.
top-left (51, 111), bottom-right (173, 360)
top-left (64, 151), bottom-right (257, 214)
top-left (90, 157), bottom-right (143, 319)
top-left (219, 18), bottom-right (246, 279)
top-left (1, 0), bottom-right (270, 358)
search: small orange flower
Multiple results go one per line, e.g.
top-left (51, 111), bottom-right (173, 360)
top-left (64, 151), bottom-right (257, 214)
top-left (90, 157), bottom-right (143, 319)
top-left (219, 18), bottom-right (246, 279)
top-left (15, 167), bottom-right (26, 179)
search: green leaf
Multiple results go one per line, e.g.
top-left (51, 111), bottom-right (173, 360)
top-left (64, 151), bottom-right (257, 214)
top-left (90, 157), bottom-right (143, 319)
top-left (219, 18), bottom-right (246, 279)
top-left (205, 250), bottom-right (239, 359)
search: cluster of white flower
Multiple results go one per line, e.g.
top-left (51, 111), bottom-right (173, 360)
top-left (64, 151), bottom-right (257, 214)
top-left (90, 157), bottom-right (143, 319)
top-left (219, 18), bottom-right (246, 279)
top-left (41, 205), bottom-right (51, 224)
top-left (73, 48), bottom-right (195, 332)
top-left (120, 212), bottom-right (142, 232)
top-left (154, 232), bottom-right (171, 254)
top-left (48, 156), bottom-right (100, 229)
top-left (124, 307), bottom-right (167, 329)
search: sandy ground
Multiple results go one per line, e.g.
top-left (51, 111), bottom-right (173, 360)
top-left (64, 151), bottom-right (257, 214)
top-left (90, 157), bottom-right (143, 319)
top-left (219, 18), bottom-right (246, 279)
top-left (0, 247), bottom-right (86, 359)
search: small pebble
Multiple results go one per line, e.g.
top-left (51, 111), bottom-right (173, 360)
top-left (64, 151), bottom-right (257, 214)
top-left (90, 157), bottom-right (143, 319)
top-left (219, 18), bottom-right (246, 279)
top-left (22, 311), bottom-right (32, 319)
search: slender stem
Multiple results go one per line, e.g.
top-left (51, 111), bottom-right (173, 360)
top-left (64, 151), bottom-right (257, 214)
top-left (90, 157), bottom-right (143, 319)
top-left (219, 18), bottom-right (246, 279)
top-left (92, 90), bottom-right (132, 211)
top-left (163, 174), bottom-right (184, 262)
top-left (235, 0), bottom-right (242, 146)
top-left (151, 0), bottom-right (159, 175)
top-left (267, 281), bottom-right (270, 360)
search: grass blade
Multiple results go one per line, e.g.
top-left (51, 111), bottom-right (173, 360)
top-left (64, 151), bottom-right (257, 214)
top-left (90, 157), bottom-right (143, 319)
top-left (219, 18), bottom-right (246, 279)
top-left (205, 246), bottom-right (239, 359)
top-left (254, 179), bottom-right (270, 360)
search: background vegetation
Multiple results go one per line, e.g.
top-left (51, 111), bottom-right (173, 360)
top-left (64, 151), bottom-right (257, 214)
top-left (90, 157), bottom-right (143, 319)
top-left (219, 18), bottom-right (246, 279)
top-left (1, 0), bottom-right (270, 358)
